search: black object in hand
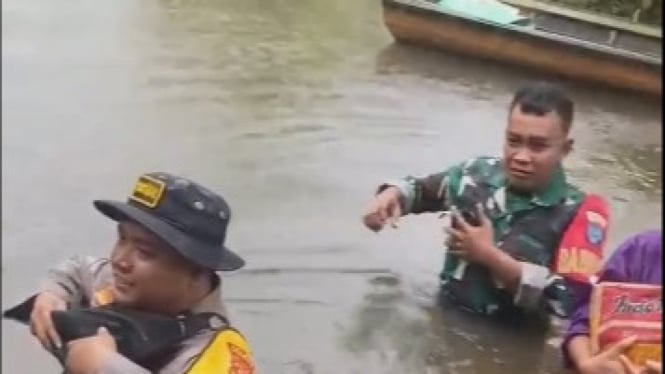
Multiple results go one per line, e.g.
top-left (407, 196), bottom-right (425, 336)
top-left (543, 276), bottom-right (573, 318)
top-left (2, 296), bottom-right (226, 366)
top-left (452, 205), bottom-right (481, 228)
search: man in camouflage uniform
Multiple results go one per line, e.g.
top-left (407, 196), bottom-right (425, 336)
top-left (362, 81), bottom-right (608, 323)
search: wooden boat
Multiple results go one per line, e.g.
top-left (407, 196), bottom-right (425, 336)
top-left (382, 0), bottom-right (662, 96)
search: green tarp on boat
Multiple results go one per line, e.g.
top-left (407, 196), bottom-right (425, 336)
top-left (437, 0), bottom-right (529, 25)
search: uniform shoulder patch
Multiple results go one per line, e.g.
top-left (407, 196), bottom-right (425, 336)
top-left (186, 328), bottom-right (255, 374)
top-left (552, 194), bottom-right (609, 280)
top-left (585, 210), bottom-right (608, 246)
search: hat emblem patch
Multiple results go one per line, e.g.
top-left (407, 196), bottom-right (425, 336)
top-left (130, 175), bottom-right (166, 208)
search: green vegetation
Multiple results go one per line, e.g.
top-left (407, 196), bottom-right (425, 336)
top-left (542, 0), bottom-right (662, 25)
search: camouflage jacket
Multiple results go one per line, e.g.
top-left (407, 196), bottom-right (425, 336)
top-left (382, 156), bottom-right (585, 317)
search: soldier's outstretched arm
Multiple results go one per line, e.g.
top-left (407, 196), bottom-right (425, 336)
top-left (378, 168), bottom-right (459, 215)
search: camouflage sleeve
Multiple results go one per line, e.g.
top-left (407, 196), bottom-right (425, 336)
top-left (513, 263), bottom-right (552, 310)
top-left (541, 194), bottom-right (610, 316)
top-left (39, 256), bottom-right (109, 307)
top-left (514, 194), bottom-right (610, 315)
top-left (378, 164), bottom-right (463, 214)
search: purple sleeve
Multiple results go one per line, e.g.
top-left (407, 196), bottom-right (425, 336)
top-left (560, 237), bottom-right (634, 368)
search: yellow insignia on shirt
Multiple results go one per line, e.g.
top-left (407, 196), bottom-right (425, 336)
top-left (186, 328), bottom-right (255, 374)
top-left (93, 287), bottom-right (115, 306)
top-left (129, 175), bottom-right (165, 208)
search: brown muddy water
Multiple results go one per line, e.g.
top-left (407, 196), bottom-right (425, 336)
top-left (2, 0), bottom-right (661, 373)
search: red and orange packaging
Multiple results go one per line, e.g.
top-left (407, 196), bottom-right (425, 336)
top-left (590, 282), bottom-right (662, 366)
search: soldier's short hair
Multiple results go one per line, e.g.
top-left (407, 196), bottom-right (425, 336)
top-left (509, 81), bottom-right (574, 134)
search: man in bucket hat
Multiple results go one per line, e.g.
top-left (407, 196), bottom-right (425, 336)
top-left (11, 172), bottom-right (255, 373)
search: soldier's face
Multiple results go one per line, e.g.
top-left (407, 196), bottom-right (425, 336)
top-left (503, 104), bottom-right (572, 192)
top-left (109, 221), bottom-right (201, 314)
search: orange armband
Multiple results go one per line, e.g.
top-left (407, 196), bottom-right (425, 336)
top-left (552, 194), bottom-right (609, 282)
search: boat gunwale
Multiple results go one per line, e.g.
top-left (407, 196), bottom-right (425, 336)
top-left (384, 0), bottom-right (662, 66)
top-left (499, 0), bottom-right (662, 39)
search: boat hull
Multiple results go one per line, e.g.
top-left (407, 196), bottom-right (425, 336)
top-left (382, 0), bottom-right (662, 96)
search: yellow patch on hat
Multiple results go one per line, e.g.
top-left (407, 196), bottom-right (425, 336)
top-left (129, 175), bottom-right (166, 208)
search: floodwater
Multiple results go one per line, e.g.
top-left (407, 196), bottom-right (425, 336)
top-left (2, 0), bottom-right (661, 373)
